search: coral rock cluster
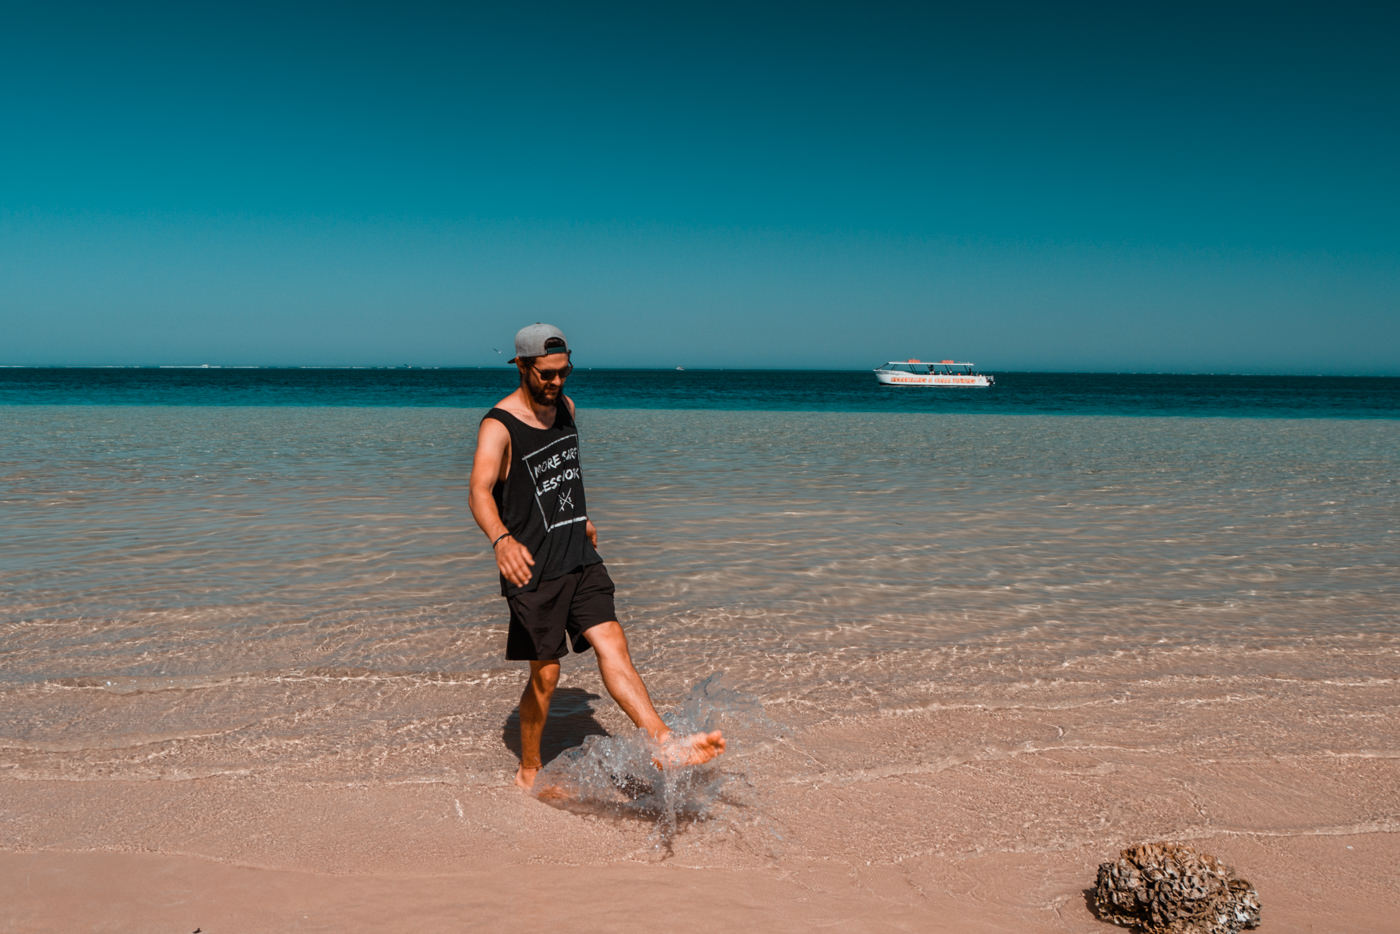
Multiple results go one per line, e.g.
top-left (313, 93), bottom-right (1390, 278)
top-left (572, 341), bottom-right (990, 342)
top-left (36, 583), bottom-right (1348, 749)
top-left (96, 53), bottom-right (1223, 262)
top-left (1093, 842), bottom-right (1262, 934)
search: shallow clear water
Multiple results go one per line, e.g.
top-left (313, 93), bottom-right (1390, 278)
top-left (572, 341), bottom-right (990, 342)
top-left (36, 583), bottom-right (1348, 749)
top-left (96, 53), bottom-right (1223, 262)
top-left (1, 397), bottom-right (1396, 809)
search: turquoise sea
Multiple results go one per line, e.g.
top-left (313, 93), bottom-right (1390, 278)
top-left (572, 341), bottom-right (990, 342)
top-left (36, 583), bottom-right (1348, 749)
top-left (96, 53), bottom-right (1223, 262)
top-left (3, 367), bottom-right (1398, 417)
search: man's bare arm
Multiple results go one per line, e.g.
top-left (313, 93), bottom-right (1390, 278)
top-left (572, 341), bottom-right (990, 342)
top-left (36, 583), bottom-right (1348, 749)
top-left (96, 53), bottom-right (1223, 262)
top-left (468, 417), bottom-right (535, 587)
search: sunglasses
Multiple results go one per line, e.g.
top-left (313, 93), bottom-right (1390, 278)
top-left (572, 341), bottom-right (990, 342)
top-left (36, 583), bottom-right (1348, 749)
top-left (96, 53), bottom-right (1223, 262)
top-left (529, 362), bottom-right (573, 382)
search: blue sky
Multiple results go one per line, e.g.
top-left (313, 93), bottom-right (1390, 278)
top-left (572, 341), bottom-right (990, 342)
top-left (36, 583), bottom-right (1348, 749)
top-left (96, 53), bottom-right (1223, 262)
top-left (2, 0), bottom-right (1396, 373)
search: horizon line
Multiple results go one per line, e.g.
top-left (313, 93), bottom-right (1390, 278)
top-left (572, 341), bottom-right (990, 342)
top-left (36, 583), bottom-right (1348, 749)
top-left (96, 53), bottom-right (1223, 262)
top-left (2, 364), bottom-right (1398, 378)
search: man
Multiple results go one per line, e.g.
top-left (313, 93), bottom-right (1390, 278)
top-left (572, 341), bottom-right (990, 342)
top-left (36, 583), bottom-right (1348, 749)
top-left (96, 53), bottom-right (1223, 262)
top-left (469, 323), bottom-right (725, 790)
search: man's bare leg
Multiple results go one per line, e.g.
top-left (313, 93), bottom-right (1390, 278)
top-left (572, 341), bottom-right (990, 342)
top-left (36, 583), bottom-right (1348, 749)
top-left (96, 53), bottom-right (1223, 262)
top-left (584, 621), bottom-right (725, 766)
top-left (515, 659), bottom-right (560, 789)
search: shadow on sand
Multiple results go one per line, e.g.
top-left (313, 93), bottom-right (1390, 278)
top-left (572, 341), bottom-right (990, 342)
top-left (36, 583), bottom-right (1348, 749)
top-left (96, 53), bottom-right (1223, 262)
top-left (500, 686), bottom-right (609, 768)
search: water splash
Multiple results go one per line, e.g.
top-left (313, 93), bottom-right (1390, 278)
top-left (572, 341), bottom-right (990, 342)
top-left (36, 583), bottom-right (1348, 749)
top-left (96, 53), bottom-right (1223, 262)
top-left (532, 673), bottom-right (773, 847)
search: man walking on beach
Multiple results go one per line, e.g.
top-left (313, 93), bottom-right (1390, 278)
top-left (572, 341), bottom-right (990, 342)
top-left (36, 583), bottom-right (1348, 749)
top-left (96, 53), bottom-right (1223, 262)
top-left (469, 323), bottom-right (725, 789)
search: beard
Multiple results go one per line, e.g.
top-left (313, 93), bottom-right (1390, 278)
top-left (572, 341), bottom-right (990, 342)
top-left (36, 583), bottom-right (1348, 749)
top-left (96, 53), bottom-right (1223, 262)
top-left (525, 377), bottom-right (560, 407)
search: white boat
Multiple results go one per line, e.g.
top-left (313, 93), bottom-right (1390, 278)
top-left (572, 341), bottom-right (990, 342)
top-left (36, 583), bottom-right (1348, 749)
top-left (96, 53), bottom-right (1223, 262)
top-left (874, 359), bottom-right (994, 388)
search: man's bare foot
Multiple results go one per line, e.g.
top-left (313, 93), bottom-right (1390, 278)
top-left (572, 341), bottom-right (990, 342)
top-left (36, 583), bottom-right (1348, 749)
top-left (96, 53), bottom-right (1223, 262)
top-left (514, 765), bottom-right (539, 790)
top-left (654, 729), bottom-right (726, 769)
top-left (517, 765), bottom-right (572, 801)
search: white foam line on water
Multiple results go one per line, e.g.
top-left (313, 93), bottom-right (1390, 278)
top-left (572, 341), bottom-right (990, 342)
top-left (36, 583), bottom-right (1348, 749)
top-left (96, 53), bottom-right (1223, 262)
top-left (1171, 820), bottom-right (1400, 839)
top-left (780, 737), bottom-right (1070, 789)
top-left (2, 766), bottom-right (258, 783)
top-left (882, 819), bottom-right (1400, 864)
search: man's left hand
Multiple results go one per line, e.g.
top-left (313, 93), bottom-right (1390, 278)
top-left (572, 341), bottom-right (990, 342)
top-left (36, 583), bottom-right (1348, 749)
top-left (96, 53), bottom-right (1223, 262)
top-left (585, 519), bottom-right (598, 547)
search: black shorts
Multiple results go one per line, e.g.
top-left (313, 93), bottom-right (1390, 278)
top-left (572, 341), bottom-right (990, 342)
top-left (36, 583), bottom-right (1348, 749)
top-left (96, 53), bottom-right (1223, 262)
top-left (505, 563), bottom-right (617, 661)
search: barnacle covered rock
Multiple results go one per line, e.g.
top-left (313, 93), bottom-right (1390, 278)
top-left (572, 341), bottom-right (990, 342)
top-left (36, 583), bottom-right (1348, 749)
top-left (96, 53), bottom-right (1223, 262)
top-left (1093, 842), bottom-right (1261, 934)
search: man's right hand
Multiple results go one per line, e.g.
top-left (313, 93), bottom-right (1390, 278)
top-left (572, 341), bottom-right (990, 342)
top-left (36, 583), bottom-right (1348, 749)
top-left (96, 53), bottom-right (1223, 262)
top-left (495, 535), bottom-right (535, 588)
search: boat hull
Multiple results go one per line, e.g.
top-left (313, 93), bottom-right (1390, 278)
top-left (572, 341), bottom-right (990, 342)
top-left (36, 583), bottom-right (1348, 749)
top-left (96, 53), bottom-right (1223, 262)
top-left (874, 371), bottom-right (993, 388)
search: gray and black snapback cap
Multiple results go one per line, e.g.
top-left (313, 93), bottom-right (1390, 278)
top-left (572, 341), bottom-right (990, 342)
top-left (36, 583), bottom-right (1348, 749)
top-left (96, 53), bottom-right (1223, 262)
top-left (509, 323), bottom-right (570, 362)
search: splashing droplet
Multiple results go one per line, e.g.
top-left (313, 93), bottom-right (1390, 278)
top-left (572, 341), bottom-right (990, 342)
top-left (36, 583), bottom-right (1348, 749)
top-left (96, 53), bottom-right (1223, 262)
top-left (532, 673), bottom-right (775, 847)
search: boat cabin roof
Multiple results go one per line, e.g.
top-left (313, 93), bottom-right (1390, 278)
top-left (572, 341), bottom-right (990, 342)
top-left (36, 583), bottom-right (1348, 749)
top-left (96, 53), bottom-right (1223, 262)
top-left (879, 359), bottom-right (977, 369)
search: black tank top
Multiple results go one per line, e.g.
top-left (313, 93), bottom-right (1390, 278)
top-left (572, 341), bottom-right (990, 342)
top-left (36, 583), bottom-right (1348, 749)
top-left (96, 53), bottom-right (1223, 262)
top-left (482, 401), bottom-right (600, 595)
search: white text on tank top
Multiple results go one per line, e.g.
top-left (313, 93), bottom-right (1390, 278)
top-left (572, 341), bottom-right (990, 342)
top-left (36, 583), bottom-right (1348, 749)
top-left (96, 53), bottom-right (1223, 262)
top-left (522, 433), bottom-right (587, 531)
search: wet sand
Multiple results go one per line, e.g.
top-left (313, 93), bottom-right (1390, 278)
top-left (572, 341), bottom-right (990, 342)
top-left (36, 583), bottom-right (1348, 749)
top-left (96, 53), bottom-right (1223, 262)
top-left (4, 636), bottom-right (1396, 933)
